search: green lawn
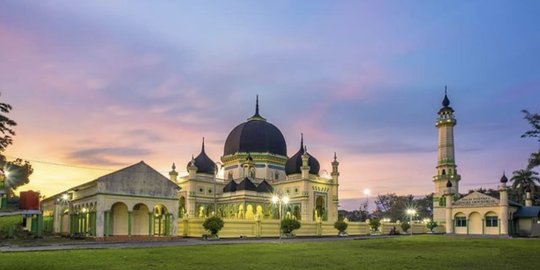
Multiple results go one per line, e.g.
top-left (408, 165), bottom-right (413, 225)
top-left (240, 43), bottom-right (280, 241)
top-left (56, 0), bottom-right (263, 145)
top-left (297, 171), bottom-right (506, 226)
top-left (1, 236), bottom-right (539, 270)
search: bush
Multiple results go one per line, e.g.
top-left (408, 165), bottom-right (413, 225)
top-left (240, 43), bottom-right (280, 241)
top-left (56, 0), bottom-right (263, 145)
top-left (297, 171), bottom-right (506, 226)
top-left (401, 222), bottom-right (411, 233)
top-left (203, 216), bottom-right (224, 235)
top-left (0, 215), bottom-right (22, 239)
top-left (334, 220), bottom-right (348, 233)
top-left (369, 219), bottom-right (381, 231)
top-left (281, 218), bottom-right (301, 234)
top-left (426, 221), bottom-right (438, 232)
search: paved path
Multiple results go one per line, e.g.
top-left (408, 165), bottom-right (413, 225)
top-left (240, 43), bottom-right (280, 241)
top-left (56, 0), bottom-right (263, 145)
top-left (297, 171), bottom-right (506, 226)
top-left (0, 236), bottom-right (391, 253)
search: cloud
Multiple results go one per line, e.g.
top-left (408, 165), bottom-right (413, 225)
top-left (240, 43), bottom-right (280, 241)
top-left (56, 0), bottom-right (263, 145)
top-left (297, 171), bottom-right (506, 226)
top-left (66, 147), bottom-right (151, 166)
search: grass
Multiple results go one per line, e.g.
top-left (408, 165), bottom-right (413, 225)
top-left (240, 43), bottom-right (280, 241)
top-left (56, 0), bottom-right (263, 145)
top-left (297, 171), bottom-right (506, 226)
top-left (1, 235), bottom-right (539, 270)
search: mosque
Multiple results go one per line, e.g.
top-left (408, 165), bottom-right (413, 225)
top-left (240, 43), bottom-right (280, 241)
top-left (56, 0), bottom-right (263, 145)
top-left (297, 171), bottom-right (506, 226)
top-left (41, 97), bottom-right (339, 239)
top-left (432, 90), bottom-right (540, 236)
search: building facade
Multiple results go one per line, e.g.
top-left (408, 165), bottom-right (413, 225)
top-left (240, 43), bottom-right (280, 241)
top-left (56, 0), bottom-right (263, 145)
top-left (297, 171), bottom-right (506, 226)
top-left (175, 97), bottom-right (339, 223)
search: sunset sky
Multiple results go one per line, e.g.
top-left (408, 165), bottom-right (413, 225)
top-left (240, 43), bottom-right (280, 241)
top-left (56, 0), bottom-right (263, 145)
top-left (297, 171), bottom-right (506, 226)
top-left (1, 1), bottom-right (539, 210)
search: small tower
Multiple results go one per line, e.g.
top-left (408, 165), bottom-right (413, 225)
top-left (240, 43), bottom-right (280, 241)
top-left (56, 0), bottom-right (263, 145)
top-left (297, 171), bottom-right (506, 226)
top-left (525, 186), bottom-right (533, 207)
top-left (331, 152), bottom-right (340, 203)
top-left (241, 153), bottom-right (256, 179)
top-left (444, 180), bottom-right (454, 234)
top-left (187, 155), bottom-right (198, 179)
top-left (498, 172), bottom-right (509, 235)
top-left (301, 146), bottom-right (310, 180)
top-left (433, 87), bottom-right (461, 223)
top-left (169, 163), bottom-right (178, 182)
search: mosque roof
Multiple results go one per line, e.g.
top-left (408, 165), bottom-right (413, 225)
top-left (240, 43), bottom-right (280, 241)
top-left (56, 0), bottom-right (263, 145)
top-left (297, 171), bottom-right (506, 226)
top-left (223, 96), bottom-right (287, 157)
top-left (285, 134), bottom-right (320, 176)
top-left (186, 138), bottom-right (216, 175)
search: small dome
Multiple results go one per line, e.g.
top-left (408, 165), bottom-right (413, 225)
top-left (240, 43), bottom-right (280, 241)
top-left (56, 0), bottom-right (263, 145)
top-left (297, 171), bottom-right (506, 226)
top-left (186, 138), bottom-right (215, 174)
top-left (285, 134), bottom-right (320, 176)
top-left (223, 180), bottom-right (237, 193)
top-left (256, 180), bottom-right (273, 193)
top-left (500, 173), bottom-right (508, 183)
top-left (525, 186), bottom-right (532, 193)
top-left (237, 177), bottom-right (257, 191)
top-left (446, 180), bottom-right (453, 188)
top-left (223, 97), bottom-right (287, 157)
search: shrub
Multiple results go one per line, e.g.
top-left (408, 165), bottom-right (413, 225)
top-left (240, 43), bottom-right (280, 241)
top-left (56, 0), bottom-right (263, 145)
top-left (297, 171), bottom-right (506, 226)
top-left (426, 221), bottom-right (438, 232)
top-left (369, 219), bottom-right (381, 231)
top-left (401, 222), bottom-right (411, 232)
top-left (203, 216), bottom-right (224, 235)
top-left (334, 220), bottom-right (348, 233)
top-left (0, 215), bottom-right (22, 239)
top-left (281, 218), bottom-right (301, 234)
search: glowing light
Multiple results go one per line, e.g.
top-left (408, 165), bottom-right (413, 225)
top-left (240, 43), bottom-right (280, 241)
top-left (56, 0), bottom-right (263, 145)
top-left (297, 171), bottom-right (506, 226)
top-left (283, 196), bottom-right (289, 205)
top-left (406, 209), bottom-right (417, 215)
top-left (82, 208), bottom-right (87, 213)
top-left (363, 189), bottom-right (371, 196)
top-left (272, 195), bottom-right (279, 204)
top-left (61, 194), bottom-right (69, 201)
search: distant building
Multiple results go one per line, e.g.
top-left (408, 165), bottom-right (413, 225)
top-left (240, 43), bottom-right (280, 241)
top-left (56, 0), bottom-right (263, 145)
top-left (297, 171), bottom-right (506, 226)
top-left (432, 89), bottom-right (540, 236)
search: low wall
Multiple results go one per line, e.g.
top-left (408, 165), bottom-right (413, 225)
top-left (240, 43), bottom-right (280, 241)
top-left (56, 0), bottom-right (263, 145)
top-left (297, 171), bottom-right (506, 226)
top-left (178, 219), bottom-right (373, 238)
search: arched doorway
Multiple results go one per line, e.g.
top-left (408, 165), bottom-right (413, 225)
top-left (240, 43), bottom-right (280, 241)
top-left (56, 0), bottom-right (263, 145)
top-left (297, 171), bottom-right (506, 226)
top-left (153, 204), bottom-right (169, 236)
top-left (469, 212), bottom-right (482, 234)
top-left (111, 202), bottom-right (128, 235)
top-left (315, 196), bottom-right (326, 221)
top-left (132, 203), bottom-right (150, 236)
top-left (179, 196), bottom-right (186, 218)
top-left (293, 205), bottom-right (301, 220)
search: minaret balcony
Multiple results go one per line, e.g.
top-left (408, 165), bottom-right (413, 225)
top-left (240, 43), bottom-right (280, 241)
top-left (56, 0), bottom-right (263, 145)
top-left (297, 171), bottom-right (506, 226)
top-left (433, 174), bottom-right (459, 181)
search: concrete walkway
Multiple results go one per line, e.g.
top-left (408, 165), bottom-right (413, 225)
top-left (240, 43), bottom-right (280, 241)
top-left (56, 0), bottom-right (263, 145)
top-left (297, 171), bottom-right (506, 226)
top-left (0, 235), bottom-right (392, 253)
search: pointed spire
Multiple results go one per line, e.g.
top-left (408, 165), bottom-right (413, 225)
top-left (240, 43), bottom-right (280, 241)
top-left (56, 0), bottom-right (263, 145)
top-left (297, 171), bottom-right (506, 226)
top-left (300, 133), bottom-right (304, 151)
top-left (442, 86), bottom-right (450, 107)
top-left (333, 152), bottom-right (337, 162)
top-left (172, 163), bottom-right (176, 171)
top-left (201, 137), bottom-right (205, 153)
top-left (256, 94), bottom-right (259, 116)
top-left (248, 95), bottom-right (266, 121)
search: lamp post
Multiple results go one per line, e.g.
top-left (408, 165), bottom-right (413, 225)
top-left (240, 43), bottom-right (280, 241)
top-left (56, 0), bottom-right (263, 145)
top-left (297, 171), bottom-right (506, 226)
top-left (406, 208), bottom-right (416, 235)
top-left (363, 189), bottom-right (371, 212)
top-left (272, 193), bottom-right (289, 240)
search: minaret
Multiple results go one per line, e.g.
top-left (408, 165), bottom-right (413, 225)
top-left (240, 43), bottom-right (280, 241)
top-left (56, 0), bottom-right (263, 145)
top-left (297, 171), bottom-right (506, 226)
top-left (444, 180), bottom-right (454, 234)
top-left (187, 155), bottom-right (197, 179)
top-left (433, 87), bottom-right (461, 223)
top-left (301, 145), bottom-right (310, 180)
top-left (525, 186), bottom-right (533, 207)
top-left (498, 173), bottom-right (509, 235)
top-left (331, 152), bottom-right (340, 203)
top-left (169, 163), bottom-right (178, 182)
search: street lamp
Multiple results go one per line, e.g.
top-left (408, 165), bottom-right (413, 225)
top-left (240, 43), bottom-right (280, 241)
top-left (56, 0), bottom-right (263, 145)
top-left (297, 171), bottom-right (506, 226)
top-left (406, 208), bottom-right (417, 235)
top-left (363, 189), bottom-right (371, 211)
top-left (271, 193), bottom-right (289, 240)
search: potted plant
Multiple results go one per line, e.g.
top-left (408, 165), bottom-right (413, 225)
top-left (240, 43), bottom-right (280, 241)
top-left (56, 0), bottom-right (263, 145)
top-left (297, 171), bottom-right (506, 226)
top-left (281, 218), bottom-right (301, 237)
top-left (426, 221), bottom-right (438, 233)
top-left (400, 222), bottom-right (411, 234)
top-left (202, 216), bottom-right (224, 240)
top-left (334, 220), bottom-right (348, 237)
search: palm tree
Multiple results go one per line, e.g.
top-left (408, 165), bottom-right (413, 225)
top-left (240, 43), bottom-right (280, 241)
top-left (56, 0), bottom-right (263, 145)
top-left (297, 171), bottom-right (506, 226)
top-left (528, 150), bottom-right (540, 170)
top-left (511, 169), bottom-right (540, 203)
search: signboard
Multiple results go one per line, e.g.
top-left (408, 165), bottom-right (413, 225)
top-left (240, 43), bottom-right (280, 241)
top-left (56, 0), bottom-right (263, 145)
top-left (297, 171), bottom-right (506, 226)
top-left (453, 191), bottom-right (499, 207)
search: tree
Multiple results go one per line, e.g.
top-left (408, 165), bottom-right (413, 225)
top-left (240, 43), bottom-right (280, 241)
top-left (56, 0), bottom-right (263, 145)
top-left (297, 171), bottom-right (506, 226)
top-left (510, 169), bottom-right (540, 202)
top-left (400, 222), bottom-right (411, 233)
top-left (0, 94), bottom-right (17, 152)
top-left (521, 110), bottom-right (540, 169)
top-left (334, 220), bottom-right (348, 234)
top-left (0, 94), bottom-right (33, 193)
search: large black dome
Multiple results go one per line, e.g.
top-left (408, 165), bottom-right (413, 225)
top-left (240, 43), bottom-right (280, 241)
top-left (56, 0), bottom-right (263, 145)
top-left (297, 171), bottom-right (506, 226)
top-left (285, 135), bottom-right (320, 176)
top-left (223, 97), bottom-right (287, 156)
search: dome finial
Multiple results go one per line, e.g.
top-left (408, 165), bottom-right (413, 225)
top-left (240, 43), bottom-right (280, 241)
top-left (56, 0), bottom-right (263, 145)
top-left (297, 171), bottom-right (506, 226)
top-left (300, 133), bottom-right (304, 150)
top-left (500, 171), bottom-right (508, 183)
top-left (334, 152), bottom-right (337, 161)
top-left (248, 95), bottom-right (266, 121)
top-left (442, 86), bottom-right (450, 107)
top-left (172, 163), bottom-right (176, 171)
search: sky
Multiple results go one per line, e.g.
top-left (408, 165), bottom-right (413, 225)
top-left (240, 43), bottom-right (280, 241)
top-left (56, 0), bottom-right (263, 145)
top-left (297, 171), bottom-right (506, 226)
top-left (1, 1), bottom-right (539, 210)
